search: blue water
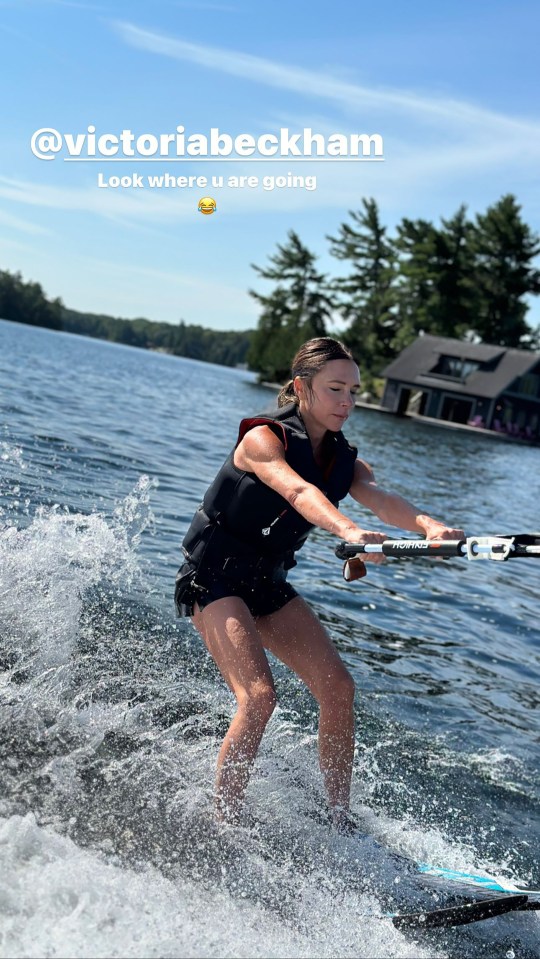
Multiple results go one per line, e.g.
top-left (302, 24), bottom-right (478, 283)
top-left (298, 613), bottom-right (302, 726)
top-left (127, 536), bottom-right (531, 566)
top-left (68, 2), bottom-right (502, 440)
top-left (1, 319), bottom-right (539, 959)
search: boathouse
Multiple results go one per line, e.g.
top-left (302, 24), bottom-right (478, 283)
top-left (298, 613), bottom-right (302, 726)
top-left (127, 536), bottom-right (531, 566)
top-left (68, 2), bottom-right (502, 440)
top-left (380, 335), bottom-right (540, 441)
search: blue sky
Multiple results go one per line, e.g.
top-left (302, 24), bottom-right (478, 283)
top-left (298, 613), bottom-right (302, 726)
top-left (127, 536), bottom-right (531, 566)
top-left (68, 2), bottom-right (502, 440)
top-left (1, 0), bottom-right (539, 333)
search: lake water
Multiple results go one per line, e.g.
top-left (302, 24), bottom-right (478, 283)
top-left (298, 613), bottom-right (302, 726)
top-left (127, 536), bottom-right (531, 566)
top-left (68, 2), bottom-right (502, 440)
top-left (1, 319), bottom-right (539, 958)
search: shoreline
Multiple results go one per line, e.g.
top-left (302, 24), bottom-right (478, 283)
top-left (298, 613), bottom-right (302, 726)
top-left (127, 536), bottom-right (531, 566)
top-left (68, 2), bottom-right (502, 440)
top-left (257, 381), bottom-right (540, 447)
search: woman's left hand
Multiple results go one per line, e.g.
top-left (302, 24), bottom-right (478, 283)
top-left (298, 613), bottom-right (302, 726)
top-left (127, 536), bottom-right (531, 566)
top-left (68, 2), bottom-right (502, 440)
top-left (422, 520), bottom-right (465, 541)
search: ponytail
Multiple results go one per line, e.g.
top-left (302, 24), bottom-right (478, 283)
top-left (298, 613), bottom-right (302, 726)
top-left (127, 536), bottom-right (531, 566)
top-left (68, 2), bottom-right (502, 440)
top-left (277, 379), bottom-right (298, 408)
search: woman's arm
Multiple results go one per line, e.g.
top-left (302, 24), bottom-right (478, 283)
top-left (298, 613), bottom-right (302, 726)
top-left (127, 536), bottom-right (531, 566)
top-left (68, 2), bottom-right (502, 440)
top-left (350, 459), bottom-right (465, 540)
top-left (234, 426), bottom-right (386, 547)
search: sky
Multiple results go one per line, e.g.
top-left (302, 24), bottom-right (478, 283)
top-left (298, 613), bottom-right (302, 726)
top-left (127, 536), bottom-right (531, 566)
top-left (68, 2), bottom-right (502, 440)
top-left (1, 0), bottom-right (539, 333)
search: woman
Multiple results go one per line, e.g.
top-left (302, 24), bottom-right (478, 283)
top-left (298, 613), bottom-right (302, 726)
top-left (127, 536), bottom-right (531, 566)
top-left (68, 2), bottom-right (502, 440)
top-left (175, 337), bottom-right (464, 830)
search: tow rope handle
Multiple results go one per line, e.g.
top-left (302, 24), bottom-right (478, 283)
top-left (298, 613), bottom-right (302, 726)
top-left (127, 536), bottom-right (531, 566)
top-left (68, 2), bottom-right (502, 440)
top-left (337, 533), bottom-right (540, 577)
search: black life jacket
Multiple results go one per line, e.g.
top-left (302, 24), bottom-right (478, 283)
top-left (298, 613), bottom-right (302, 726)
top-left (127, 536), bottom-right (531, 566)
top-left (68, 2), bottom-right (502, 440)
top-left (182, 404), bottom-right (357, 564)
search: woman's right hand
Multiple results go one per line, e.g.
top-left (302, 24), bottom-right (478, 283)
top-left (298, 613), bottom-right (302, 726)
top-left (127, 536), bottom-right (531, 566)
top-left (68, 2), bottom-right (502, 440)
top-left (343, 527), bottom-right (387, 564)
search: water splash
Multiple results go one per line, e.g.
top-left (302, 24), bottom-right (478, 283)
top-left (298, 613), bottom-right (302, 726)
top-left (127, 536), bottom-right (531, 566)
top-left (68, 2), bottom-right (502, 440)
top-left (0, 813), bottom-right (442, 959)
top-left (113, 474), bottom-right (158, 549)
top-left (0, 476), bottom-right (157, 678)
top-left (0, 442), bottom-right (25, 469)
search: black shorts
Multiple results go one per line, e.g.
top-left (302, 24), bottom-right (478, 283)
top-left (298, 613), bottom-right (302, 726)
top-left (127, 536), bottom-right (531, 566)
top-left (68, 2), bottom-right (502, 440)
top-left (175, 514), bottom-right (299, 618)
top-left (174, 556), bottom-right (298, 619)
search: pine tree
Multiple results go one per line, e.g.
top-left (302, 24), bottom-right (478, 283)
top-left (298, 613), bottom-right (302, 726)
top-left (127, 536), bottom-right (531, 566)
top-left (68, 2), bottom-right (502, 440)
top-left (471, 194), bottom-right (540, 347)
top-left (392, 217), bottom-right (439, 351)
top-left (432, 205), bottom-right (477, 339)
top-left (327, 198), bottom-right (397, 376)
top-left (393, 206), bottom-right (479, 349)
top-left (248, 231), bottom-right (333, 381)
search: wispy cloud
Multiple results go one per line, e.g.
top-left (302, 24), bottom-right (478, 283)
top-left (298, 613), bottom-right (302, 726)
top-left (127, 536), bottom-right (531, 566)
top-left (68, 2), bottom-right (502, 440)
top-left (0, 175), bottom-right (194, 222)
top-left (163, 1), bottom-right (241, 11)
top-left (46, 250), bottom-right (255, 326)
top-left (0, 206), bottom-right (53, 236)
top-left (0, 0), bottom-right (104, 7)
top-left (112, 21), bottom-right (540, 140)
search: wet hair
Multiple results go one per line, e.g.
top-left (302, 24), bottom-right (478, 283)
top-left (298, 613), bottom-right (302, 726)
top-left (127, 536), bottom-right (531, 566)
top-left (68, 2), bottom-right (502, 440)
top-left (277, 337), bottom-right (356, 407)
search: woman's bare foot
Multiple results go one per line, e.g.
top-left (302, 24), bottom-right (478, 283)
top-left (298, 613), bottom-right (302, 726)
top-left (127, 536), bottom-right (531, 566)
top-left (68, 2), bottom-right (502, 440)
top-left (331, 805), bottom-right (360, 835)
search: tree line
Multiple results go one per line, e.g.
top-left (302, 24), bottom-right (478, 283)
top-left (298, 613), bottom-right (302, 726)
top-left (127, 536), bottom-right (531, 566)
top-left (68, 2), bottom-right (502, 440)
top-left (0, 270), bottom-right (64, 331)
top-left (0, 270), bottom-right (252, 368)
top-left (247, 194), bottom-right (540, 386)
top-left (2, 193), bottom-right (539, 382)
top-left (61, 309), bottom-right (252, 367)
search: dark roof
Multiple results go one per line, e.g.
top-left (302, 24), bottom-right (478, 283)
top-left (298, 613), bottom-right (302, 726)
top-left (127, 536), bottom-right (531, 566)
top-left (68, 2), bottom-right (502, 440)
top-left (381, 335), bottom-right (540, 398)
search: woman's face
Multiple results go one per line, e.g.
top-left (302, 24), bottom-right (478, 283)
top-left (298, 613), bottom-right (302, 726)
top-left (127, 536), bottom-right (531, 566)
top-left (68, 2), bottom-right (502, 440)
top-left (296, 359), bottom-right (360, 432)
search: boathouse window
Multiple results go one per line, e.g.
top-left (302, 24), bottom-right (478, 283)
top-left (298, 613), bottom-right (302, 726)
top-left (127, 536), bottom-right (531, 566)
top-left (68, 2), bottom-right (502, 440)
top-left (514, 373), bottom-right (540, 397)
top-left (431, 355), bottom-right (480, 380)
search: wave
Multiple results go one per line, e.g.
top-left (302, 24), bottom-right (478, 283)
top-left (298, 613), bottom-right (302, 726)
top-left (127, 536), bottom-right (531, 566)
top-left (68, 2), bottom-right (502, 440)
top-left (1, 472), bottom-right (539, 957)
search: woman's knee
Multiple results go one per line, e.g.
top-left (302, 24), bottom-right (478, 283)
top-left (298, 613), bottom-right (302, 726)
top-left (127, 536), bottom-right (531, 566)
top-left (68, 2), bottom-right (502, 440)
top-left (315, 667), bottom-right (355, 710)
top-left (238, 682), bottom-right (277, 725)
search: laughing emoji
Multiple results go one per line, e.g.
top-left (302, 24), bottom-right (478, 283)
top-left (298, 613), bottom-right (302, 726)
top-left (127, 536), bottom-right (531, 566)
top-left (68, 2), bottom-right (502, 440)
top-left (198, 196), bottom-right (216, 215)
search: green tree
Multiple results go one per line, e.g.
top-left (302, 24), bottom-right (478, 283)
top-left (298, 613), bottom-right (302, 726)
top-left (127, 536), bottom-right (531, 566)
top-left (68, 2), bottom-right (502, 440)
top-left (431, 205), bottom-right (477, 339)
top-left (327, 198), bottom-right (398, 378)
top-left (0, 270), bottom-right (62, 330)
top-left (471, 194), bottom-right (540, 347)
top-left (248, 230), bottom-right (333, 381)
top-left (247, 287), bottom-right (295, 382)
top-left (392, 206), bottom-right (478, 350)
top-left (392, 217), bottom-right (439, 351)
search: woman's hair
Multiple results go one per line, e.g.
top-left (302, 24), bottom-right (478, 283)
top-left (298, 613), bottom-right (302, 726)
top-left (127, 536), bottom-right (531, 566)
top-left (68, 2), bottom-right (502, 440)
top-left (277, 337), bottom-right (356, 407)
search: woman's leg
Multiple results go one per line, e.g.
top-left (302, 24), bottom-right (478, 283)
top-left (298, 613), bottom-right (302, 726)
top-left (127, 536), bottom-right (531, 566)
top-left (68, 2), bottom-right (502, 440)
top-left (192, 596), bottom-right (276, 820)
top-left (256, 596), bottom-right (356, 818)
